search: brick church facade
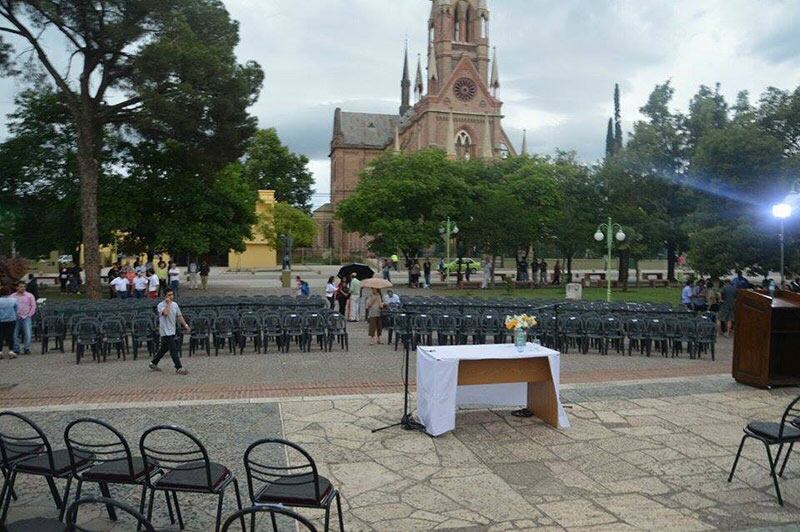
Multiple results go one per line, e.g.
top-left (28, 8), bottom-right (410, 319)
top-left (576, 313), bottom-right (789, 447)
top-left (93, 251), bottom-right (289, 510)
top-left (314, 0), bottom-right (518, 258)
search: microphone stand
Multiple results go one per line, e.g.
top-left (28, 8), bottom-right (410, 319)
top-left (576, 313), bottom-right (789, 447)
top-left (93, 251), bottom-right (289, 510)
top-left (372, 336), bottom-right (428, 434)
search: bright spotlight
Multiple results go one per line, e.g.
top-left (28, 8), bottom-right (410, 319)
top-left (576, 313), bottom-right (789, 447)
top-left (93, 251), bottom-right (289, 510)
top-left (594, 231), bottom-right (604, 242)
top-left (772, 203), bottom-right (792, 219)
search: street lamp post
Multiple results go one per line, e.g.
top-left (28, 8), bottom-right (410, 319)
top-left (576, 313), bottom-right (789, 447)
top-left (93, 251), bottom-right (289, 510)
top-left (439, 217), bottom-right (459, 263)
top-left (594, 217), bottom-right (626, 303)
top-left (772, 203), bottom-right (792, 289)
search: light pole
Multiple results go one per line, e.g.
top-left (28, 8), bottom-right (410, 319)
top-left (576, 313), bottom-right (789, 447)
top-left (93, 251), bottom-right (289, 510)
top-left (772, 203), bottom-right (792, 289)
top-left (594, 217), bottom-right (626, 303)
top-left (439, 217), bottom-right (459, 263)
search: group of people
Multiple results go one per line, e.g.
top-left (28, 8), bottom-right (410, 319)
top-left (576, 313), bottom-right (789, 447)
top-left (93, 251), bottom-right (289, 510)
top-left (517, 258), bottom-right (562, 285)
top-left (324, 273), bottom-right (401, 345)
top-left (108, 259), bottom-right (211, 299)
top-left (57, 265), bottom-right (83, 293)
top-left (0, 281), bottom-right (37, 360)
top-left (681, 270), bottom-right (752, 336)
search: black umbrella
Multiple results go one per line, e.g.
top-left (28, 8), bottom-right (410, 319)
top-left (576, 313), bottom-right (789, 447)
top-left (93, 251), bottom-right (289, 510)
top-left (337, 263), bottom-right (374, 280)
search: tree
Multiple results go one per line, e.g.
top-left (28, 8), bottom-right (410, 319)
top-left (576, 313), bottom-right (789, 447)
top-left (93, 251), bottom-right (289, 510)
top-left (613, 83), bottom-right (623, 153)
top-left (0, 0), bottom-right (263, 297)
top-left (240, 129), bottom-right (315, 212)
top-left (605, 117), bottom-right (614, 158)
top-left (260, 201), bottom-right (316, 250)
top-left (336, 149), bottom-right (470, 260)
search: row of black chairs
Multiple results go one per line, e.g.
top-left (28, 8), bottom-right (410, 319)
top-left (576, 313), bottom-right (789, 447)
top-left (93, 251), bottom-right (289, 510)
top-left (0, 412), bottom-right (343, 531)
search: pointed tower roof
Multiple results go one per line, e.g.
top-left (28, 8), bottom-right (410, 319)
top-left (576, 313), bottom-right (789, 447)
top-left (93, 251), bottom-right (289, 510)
top-left (446, 112), bottom-right (456, 158)
top-left (521, 129), bottom-right (528, 155)
top-left (415, 54), bottom-right (424, 96)
top-left (402, 43), bottom-right (410, 82)
top-left (400, 41), bottom-right (411, 116)
top-left (490, 47), bottom-right (500, 94)
top-left (481, 114), bottom-right (493, 158)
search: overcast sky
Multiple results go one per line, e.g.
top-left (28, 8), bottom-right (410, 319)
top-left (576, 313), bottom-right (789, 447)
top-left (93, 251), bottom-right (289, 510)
top-left (2, 0), bottom-right (800, 209)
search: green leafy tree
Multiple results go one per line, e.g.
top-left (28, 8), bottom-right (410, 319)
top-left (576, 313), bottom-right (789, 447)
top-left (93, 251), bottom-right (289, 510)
top-left (605, 117), bottom-right (614, 158)
top-left (260, 201), bottom-right (316, 250)
top-left (614, 83), bottom-right (623, 153)
top-left (240, 129), bottom-right (315, 212)
top-left (0, 0), bottom-right (263, 297)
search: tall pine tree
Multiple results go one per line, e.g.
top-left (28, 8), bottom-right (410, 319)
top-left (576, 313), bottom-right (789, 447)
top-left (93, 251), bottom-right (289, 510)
top-left (605, 117), bottom-right (614, 158)
top-left (614, 83), bottom-right (623, 153)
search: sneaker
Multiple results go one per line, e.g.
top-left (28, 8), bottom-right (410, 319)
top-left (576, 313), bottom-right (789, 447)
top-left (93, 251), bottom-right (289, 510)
top-left (23, 350), bottom-right (30, 355)
top-left (176, 368), bottom-right (188, 376)
top-left (7, 352), bottom-right (17, 359)
top-left (149, 362), bottom-right (161, 371)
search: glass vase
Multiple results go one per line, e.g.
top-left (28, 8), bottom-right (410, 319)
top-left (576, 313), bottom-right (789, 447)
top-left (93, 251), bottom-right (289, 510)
top-left (514, 329), bottom-right (526, 352)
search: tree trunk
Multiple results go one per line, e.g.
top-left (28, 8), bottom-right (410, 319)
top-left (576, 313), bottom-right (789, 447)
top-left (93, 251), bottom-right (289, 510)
top-left (566, 254), bottom-right (573, 280)
top-left (666, 240), bottom-right (676, 283)
top-left (490, 254), bottom-right (496, 289)
top-left (618, 249), bottom-right (630, 292)
top-left (75, 114), bottom-right (102, 299)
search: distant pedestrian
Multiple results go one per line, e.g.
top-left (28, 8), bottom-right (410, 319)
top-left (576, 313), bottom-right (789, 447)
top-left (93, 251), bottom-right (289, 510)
top-left (0, 288), bottom-right (17, 359)
top-left (200, 261), bottom-right (210, 290)
top-left (149, 288), bottom-right (190, 375)
top-left (539, 259), bottom-right (548, 284)
top-left (681, 279), bottom-right (693, 309)
top-left (59, 266), bottom-right (69, 293)
top-left (719, 279), bottom-right (738, 336)
top-left (11, 281), bottom-right (36, 355)
top-left (553, 261), bottom-right (561, 285)
top-left (111, 272), bottom-right (129, 299)
top-left (365, 288), bottom-right (385, 345)
top-left (335, 277), bottom-right (350, 315)
top-left (423, 258), bottom-right (432, 288)
top-left (464, 260), bottom-right (471, 283)
top-left (168, 262), bottom-right (180, 298)
top-left (707, 280), bottom-right (720, 313)
top-left (147, 269), bottom-right (160, 300)
top-left (325, 276), bottom-right (337, 309)
top-left (300, 280), bottom-right (310, 297)
top-left (531, 260), bottom-right (539, 285)
top-left (188, 260), bottom-right (199, 289)
top-left (349, 273), bottom-right (362, 321)
top-left (391, 254), bottom-right (399, 271)
top-left (482, 258), bottom-right (491, 289)
top-left (133, 271), bottom-right (148, 299)
top-left (410, 261), bottom-right (421, 288)
top-left (106, 263), bottom-right (119, 298)
top-left (26, 274), bottom-right (39, 300)
top-left (438, 258), bottom-right (446, 282)
top-left (156, 259), bottom-right (168, 295)
top-left (384, 289), bottom-right (401, 305)
top-left (382, 260), bottom-right (391, 282)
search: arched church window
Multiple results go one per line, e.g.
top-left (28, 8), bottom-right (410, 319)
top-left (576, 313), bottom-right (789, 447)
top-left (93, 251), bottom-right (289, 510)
top-left (498, 143), bottom-right (509, 159)
top-left (454, 19), bottom-right (460, 41)
top-left (464, 6), bottom-right (471, 42)
top-left (456, 130), bottom-right (472, 160)
top-left (326, 223), bottom-right (334, 248)
top-left (481, 15), bottom-right (487, 39)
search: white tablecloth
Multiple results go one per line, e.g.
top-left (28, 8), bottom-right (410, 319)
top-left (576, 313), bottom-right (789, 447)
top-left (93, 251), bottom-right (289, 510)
top-left (416, 343), bottom-right (570, 436)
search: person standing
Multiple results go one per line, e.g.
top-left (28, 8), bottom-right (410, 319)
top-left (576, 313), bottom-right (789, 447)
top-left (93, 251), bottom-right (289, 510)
top-left (719, 279), bottom-right (738, 336)
top-left (188, 260), bottom-right (199, 289)
top-left (58, 266), bottom-right (69, 293)
top-left (391, 254), bottom-right (399, 271)
top-left (423, 258), bottom-right (432, 288)
top-left (681, 279), bottom-right (693, 309)
top-left (106, 263), bottom-right (119, 298)
top-left (168, 262), bottom-right (180, 298)
top-left (111, 272), bottom-right (129, 299)
top-left (124, 264), bottom-right (136, 298)
top-left (438, 258), bottom-right (446, 282)
top-left (25, 274), bottom-right (39, 300)
top-left (539, 259), bottom-right (548, 285)
top-left (732, 270), bottom-right (749, 289)
top-left (482, 258), bottom-right (491, 289)
top-left (335, 277), bottom-right (350, 315)
top-left (531, 260), bottom-right (539, 286)
top-left (147, 269), bottom-right (160, 300)
top-left (365, 288), bottom-right (385, 345)
top-left (325, 276), bottom-right (337, 309)
top-left (0, 288), bottom-right (17, 359)
top-left (349, 273), bottom-right (362, 321)
top-left (156, 259), bottom-right (168, 295)
top-left (707, 279), bottom-right (720, 313)
top-left (11, 281), bottom-right (36, 355)
top-left (133, 271), bottom-right (148, 299)
top-left (200, 261), bottom-right (210, 290)
top-left (553, 261), bottom-right (562, 285)
top-left (149, 289), bottom-right (190, 375)
top-left (295, 276), bottom-right (303, 296)
top-left (410, 261), bottom-right (421, 288)
top-left (382, 260), bottom-right (391, 282)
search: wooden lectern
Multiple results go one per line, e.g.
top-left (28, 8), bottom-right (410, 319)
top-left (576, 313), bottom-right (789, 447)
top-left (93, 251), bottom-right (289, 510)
top-left (732, 289), bottom-right (800, 388)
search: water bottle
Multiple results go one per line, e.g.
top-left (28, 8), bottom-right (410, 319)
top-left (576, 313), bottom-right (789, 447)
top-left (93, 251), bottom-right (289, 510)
top-left (769, 279), bottom-right (776, 296)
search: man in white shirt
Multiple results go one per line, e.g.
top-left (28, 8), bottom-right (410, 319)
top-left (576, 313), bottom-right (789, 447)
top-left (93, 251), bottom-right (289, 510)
top-left (150, 288), bottom-right (190, 375)
top-left (384, 290), bottom-right (401, 305)
top-left (147, 269), bottom-right (160, 300)
top-left (111, 274), bottom-right (129, 299)
top-left (188, 261), bottom-right (199, 289)
top-left (133, 272), bottom-right (148, 298)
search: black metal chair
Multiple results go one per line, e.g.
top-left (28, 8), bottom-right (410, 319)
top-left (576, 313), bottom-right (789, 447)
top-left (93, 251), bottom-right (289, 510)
top-left (40, 315), bottom-right (66, 354)
top-left (728, 394), bottom-right (800, 505)
top-left (243, 438), bottom-right (343, 531)
top-left (239, 313), bottom-right (263, 354)
top-left (64, 418), bottom-right (164, 525)
top-left (213, 316), bottom-right (237, 356)
top-left (100, 319), bottom-right (128, 361)
top-left (65, 495), bottom-right (157, 532)
top-left (325, 313), bottom-right (348, 352)
top-left (223, 505), bottom-right (318, 532)
top-left (131, 316), bottom-right (157, 360)
top-left (305, 313), bottom-right (328, 352)
top-left (624, 318), bottom-right (650, 356)
top-left (412, 314), bottom-right (435, 347)
top-left (261, 313), bottom-right (284, 353)
top-left (600, 316), bottom-right (624, 355)
top-left (694, 318), bottom-right (716, 361)
top-left (0, 412), bottom-right (93, 524)
top-left (140, 425), bottom-right (245, 532)
top-left (434, 314), bottom-right (459, 346)
top-left (188, 315), bottom-right (213, 357)
top-left (74, 318), bottom-right (101, 364)
top-left (282, 314), bottom-right (306, 353)
top-left (458, 314), bottom-right (481, 345)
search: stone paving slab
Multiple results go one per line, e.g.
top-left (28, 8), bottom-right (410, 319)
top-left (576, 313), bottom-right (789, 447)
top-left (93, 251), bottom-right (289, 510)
top-left (5, 375), bottom-right (800, 531)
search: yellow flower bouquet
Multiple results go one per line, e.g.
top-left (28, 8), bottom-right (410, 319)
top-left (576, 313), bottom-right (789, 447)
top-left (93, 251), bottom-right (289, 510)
top-left (504, 314), bottom-right (537, 331)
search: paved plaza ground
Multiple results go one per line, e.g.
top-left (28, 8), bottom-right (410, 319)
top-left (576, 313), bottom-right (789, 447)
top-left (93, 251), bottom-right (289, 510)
top-left (4, 294), bottom-right (800, 530)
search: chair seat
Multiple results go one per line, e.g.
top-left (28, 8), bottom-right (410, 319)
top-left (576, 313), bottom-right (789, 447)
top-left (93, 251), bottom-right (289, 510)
top-left (15, 449), bottom-right (92, 476)
top-left (155, 461), bottom-right (230, 491)
top-left (3, 443), bottom-right (43, 464)
top-left (255, 473), bottom-right (332, 506)
top-left (747, 421), bottom-right (800, 441)
top-left (83, 456), bottom-right (155, 483)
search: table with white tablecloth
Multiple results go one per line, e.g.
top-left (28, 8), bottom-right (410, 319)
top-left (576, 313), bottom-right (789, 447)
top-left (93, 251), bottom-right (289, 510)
top-left (416, 343), bottom-right (570, 436)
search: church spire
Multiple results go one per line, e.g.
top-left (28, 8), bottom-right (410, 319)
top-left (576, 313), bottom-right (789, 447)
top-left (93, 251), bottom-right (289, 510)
top-left (490, 47), bottom-right (500, 97)
top-left (400, 41), bottom-right (411, 116)
top-left (414, 54), bottom-right (424, 101)
top-left (521, 129), bottom-right (528, 155)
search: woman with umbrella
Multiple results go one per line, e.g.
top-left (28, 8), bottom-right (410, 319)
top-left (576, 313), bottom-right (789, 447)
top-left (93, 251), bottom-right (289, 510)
top-left (335, 276), bottom-right (350, 315)
top-left (362, 278), bottom-right (392, 345)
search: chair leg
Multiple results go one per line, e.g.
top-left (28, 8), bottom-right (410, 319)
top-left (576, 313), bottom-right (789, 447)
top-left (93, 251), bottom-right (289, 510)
top-left (324, 498), bottom-right (332, 531)
top-left (0, 471), bottom-right (16, 525)
top-left (780, 442), bottom-right (794, 477)
top-left (165, 490), bottom-right (175, 524)
top-left (146, 488), bottom-right (155, 524)
top-left (233, 479), bottom-right (245, 532)
top-left (0, 467), bottom-right (16, 501)
top-left (137, 484), bottom-right (147, 532)
top-left (172, 491), bottom-right (184, 530)
top-left (336, 490), bottom-right (345, 531)
top-left (270, 510), bottom-right (278, 531)
top-left (728, 434), bottom-right (748, 482)
top-left (45, 476), bottom-right (63, 509)
top-left (764, 441), bottom-right (784, 505)
top-left (98, 482), bottom-right (117, 521)
top-left (58, 476), bottom-right (73, 521)
top-left (214, 490), bottom-right (225, 532)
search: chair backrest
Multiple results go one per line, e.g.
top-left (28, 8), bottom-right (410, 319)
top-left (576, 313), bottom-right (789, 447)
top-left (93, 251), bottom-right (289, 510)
top-left (43, 315), bottom-right (65, 335)
top-left (140, 425), bottom-right (215, 490)
top-left (66, 496), bottom-right (156, 532)
top-left (132, 317), bottom-right (155, 337)
top-left (283, 313), bottom-right (304, 331)
top-left (64, 418), bottom-right (136, 478)
top-left (261, 313), bottom-right (283, 332)
top-left (243, 438), bottom-right (323, 506)
top-left (778, 394), bottom-right (800, 440)
top-left (222, 505), bottom-right (317, 532)
top-left (75, 318), bottom-right (100, 340)
top-left (100, 319), bottom-right (126, 337)
top-left (327, 313), bottom-right (346, 333)
top-left (305, 313), bottom-right (326, 331)
top-left (0, 411), bottom-right (51, 470)
top-left (239, 313), bottom-right (261, 332)
top-left (214, 316), bottom-right (235, 334)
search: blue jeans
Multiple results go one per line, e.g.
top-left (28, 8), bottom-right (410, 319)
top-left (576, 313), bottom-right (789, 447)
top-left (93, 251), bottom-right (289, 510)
top-left (14, 317), bottom-right (32, 353)
top-left (116, 290), bottom-right (128, 299)
top-left (170, 280), bottom-right (179, 298)
top-left (135, 289), bottom-right (145, 299)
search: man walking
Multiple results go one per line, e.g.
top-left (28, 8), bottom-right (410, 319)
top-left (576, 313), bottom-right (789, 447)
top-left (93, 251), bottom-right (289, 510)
top-left (423, 258), bottom-right (432, 288)
top-left (149, 288), bottom-right (190, 375)
top-left (349, 272), bottom-right (362, 322)
top-left (200, 261), bottom-right (210, 290)
top-left (0, 288), bottom-right (17, 359)
top-left (11, 281), bottom-right (36, 355)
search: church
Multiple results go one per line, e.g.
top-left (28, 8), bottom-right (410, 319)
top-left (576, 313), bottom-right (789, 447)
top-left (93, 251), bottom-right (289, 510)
top-left (313, 0), bottom-right (519, 258)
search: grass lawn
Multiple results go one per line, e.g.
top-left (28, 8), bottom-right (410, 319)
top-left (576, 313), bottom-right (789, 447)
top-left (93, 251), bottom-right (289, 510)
top-left (432, 286), bottom-right (682, 305)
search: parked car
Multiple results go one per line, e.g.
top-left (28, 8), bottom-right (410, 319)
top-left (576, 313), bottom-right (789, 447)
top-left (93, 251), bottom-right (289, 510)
top-left (443, 258), bottom-right (481, 274)
top-left (57, 255), bottom-right (74, 264)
